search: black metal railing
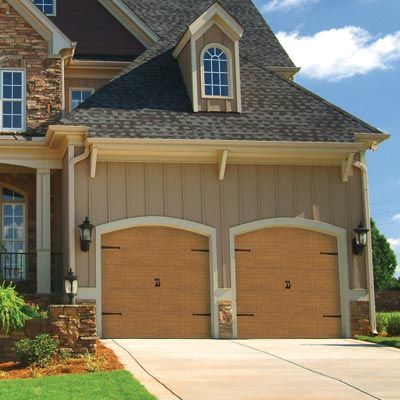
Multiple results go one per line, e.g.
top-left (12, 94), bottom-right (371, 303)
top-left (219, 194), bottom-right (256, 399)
top-left (0, 252), bottom-right (36, 282)
top-left (0, 252), bottom-right (64, 295)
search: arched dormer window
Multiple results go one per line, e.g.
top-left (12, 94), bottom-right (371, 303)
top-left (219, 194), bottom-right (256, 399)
top-left (202, 45), bottom-right (231, 97)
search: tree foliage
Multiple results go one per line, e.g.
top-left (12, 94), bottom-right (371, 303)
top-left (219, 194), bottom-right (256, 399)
top-left (371, 219), bottom-right (398, 290)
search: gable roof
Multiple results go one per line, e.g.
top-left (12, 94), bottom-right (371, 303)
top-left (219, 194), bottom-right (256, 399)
top-left (61, 0), bottom-right (382, 142)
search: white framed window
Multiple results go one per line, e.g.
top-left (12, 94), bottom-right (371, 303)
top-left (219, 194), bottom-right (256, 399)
top-left (201, 45), bottom-right (232, 98)
top-left (70, 88), bottom-right (94, 111)
top-left (1, 187), bottom-right (27, 281)
top-left (0, 70), bottom-right (26, 132)
top-left (33, 0), bottom-right (56, 16)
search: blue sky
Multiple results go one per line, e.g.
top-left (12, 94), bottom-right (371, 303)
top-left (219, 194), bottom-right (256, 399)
top-left (254, 0), bottom-right (400, 275)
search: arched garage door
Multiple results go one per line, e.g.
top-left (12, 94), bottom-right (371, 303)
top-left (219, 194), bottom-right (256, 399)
top-left (102, 226), bottom-right (211, 338)
top-left (235, 227), bottom-right (341, 338)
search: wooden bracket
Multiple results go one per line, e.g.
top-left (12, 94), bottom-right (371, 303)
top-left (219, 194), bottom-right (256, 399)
top-left (218, 150), bottom-right (228, 181)
top-left (341, 153), bottom-right (355, 182)
top-left (90, 147), bottom-right (98, 178)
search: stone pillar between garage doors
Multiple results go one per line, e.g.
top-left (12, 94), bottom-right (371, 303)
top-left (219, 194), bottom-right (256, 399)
top-left (350, 301), bottom-right (370, 336)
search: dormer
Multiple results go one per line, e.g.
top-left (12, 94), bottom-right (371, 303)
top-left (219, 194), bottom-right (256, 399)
top-left (173, 3), bottom-right (244, 113)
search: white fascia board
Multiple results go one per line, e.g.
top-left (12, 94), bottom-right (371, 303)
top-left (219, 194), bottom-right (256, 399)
top-left (173, 2), bottom-right (244, 59)
top-left (7, 0), bottom-right (72, 56)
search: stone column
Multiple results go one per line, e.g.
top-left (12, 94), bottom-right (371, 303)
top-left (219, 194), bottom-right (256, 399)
top-left (36, 169), bottom-right (51, 294)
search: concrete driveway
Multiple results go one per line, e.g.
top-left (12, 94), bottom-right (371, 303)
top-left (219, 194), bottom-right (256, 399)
top-left (104, 339), bottom-right (400, 400)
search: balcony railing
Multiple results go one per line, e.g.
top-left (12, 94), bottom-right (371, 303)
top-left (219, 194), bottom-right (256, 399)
top-left (0, 252), bottom-right (64, 295)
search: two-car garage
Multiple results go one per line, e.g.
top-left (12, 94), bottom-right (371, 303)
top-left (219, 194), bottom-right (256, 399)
top-left (100, 221), bottom-right (343, 339)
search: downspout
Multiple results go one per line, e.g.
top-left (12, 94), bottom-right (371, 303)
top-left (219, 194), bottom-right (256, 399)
top-left (68, 146), bottom-right (90, 273)
top-left (353, 155), bottom-right (377, 334)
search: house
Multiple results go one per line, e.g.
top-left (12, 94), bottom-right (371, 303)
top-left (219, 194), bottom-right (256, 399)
top-left (0, 0), bottom-right (389, 339)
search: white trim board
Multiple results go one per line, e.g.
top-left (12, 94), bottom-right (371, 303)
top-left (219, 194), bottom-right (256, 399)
top-left (91, 216), bottom-right (219, 338)
top-left (229, 218), bottom-right (353, 338)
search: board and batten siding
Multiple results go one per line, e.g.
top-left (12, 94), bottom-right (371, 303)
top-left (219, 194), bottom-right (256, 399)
top-left (74, 161), bottom-right (366, 290)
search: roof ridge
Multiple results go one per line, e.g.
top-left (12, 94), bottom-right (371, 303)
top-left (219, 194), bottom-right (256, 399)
top-left (244, 57), bottom-right (381, 134)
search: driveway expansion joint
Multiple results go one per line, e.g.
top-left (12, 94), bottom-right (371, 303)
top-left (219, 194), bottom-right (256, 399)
top-left (231, 341), bottom-right (383, 400)
top-left (111, 339), bottom-right (185, 400)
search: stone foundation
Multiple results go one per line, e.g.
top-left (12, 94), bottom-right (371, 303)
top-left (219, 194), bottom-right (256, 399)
top-left (50, 305), bottom-right (97, 355)
top-left (0, 305), bottom-right (97, 362)
top-left (351, 301), bottom-right (370, 336)
top-left (218, 300), bottom-right (233, 339)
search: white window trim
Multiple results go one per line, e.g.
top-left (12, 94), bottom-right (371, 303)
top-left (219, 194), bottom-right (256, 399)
top-left (0, 69), bottom-right (27, 133)
top-left (0, 185), bottom-right (28, 281)
top-left (33, 0), bottom-right (57, 17)
top-left (69, 87), bottom-right (95, 112)
top-left (200, 43), bottom-right (234, 100)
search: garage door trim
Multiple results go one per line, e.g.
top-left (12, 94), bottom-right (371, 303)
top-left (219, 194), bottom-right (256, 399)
top-left (94, 216), bottom-right (219, 338)
top-left (229, 218), bottom-right (352, 338)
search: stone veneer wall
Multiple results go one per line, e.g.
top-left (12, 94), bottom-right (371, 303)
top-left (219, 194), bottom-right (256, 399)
top-left (351, 301), bottom-right (370, 336)
top-left (218, 300), bottom-right (233, 339)
top-left (0, 0), bottom-right (62, 135)
top-left (0, 305), bottom-right (97, 362)
top-left (375, 291), bottom-right (400, 312)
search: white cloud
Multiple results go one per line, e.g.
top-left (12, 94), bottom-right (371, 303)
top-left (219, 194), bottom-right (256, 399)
top-left (388, 238), bottom-right (400, 278)
top-left (263, 0), bottom-right (319, 12)
top-left (393, 214), bottom-right (400, 221)
top-left (277, 27), bottom-right (400, 81)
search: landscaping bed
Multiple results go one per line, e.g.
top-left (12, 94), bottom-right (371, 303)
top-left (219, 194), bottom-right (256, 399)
top-left (0, 341), bottom-right (122, 380)
top-left (355, 335), bottom-right (400, 349)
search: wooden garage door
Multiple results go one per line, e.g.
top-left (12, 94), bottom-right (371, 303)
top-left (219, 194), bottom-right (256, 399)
top-left (236, 227), bottom-right (341, 338)
top-left (102, 226), bottom-right (211, 338)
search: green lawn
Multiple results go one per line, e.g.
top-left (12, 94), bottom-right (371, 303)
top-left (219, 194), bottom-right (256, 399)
top-left (0, 371), bottom-right (156, 400)
top-left (355, 335), bottom-right (400, 349)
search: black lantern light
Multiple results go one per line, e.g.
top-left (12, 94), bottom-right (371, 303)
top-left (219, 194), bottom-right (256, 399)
top-left (79, 216), bottom-right (94, 252)
top-left (64, 268), bottom-right (78, 305)
top-left (352, 222), bottom-right (369, 256)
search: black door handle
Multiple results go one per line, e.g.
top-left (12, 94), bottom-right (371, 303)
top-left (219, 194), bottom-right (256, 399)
top-left (285, 280), bottom-right (292, 290)
top-left (154, 278), bottom-right (161, 287)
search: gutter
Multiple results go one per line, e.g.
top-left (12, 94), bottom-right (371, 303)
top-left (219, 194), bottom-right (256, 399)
top-left (353, 156), bottom-right (377, 335)
top-left (67, 146), bottom-right (90, 272)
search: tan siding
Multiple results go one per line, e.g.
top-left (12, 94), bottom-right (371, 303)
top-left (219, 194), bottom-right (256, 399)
top-left (195, 24), bottom-right (237, 112)
top-left (75, 162), bottom-right (366, 289)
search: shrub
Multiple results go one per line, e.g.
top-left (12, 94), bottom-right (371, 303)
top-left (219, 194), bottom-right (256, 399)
top-left (21, 303), bottom-right (48, 319)
top-left (386, 313), bottom-right (400, 336)
top-left (14, 334), bottom-right (59, 367)
top-left (82, 350), bottom-right (106, 372)
top-left (0, 282), bottom-right (28, 333)
top-left (376, 312), bottom-right (389, 334)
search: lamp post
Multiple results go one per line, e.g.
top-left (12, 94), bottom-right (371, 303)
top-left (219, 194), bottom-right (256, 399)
top-left (64, 268), bottom-right (78, 305)
top-left (352, 222), bottom-right (370, 256)
top-left (79, 217), bottom-right (94, 252)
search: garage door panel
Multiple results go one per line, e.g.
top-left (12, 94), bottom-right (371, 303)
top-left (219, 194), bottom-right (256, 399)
top-left (317, 318), bottom-right (341, 337)
top-left (103, 249), bottom-right (127, 266)
top-left (261, 274), bottom-right (284, 291)
top-left (260, 296), bottom-right (285, 314)
top-left (236, 227), bottom-right (341, 339)
top-left (186, 252), bottom-right (209, 268)
top-left (126, 250), bottom-right (154, 267)
top-left (102, 226), bottom-right (210, 338)
top-left (284, 255), bottom-right (312, 272)
top-left (103, 229), bottom-right (127, 244)
top-left (103, 272), bottom-right (130, 289)
top-left (236, 231), bottom-right (259, 246)
top-left (131, 295), bottom-right (155, 312)
top-left (127, 318), bottom-right (157, 338)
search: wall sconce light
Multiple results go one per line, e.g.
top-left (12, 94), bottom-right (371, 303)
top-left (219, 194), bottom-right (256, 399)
top-left (64, 268), bottom-right (78, 305)
top-left (352, 222), bottom-right (369, 256)
top-left (79, 216), bottom-right (94, 252)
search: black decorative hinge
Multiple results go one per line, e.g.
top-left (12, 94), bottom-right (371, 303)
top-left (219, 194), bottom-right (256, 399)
top-left (102, 312), bottom-right (122, 316)
top-left (101, 246), bottom-right (121, 250)
top-left (285, 280), bottom-right (292, 290)
top-left (154, 278), bottom-right (161, 287)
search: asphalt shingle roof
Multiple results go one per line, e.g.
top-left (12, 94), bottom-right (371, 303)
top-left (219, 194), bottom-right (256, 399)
top-left (62, 0), bottom-right (381, 141)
